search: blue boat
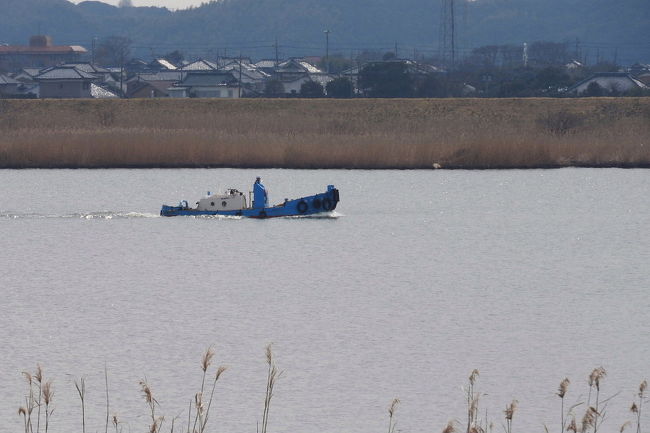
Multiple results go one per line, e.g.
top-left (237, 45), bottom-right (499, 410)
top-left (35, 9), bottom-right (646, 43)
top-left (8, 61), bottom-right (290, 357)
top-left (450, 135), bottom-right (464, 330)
top-left (160, 177), bottom-right (340, 218)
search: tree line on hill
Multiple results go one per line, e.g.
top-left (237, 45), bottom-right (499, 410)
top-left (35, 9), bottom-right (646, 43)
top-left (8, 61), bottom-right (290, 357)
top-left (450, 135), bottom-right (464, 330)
top-left (1, 0), bottom-right (649, 64)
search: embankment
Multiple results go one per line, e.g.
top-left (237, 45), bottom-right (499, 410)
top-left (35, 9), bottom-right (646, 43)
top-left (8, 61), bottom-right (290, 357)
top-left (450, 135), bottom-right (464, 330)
top-left (1, 98), bottom-right (649, 169)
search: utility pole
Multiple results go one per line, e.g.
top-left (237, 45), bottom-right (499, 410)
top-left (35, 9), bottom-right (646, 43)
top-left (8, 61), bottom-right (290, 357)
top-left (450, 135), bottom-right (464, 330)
top-left (274, 36), bottom-right (279, 68)
top-left (238, 52), bottom-right (243, 98)
top-left (450, 0), bottom-right (455, 68)
top-left (323, 29), bottom-right (330, 73)
top-left (523, 42), bottom-right (528, 67)
top-left (439, 0), bottom-right (457, 69)
top-left (91, 37), bottom-right (97, 64)
top-left (394, 41), bottom-right (398, 58)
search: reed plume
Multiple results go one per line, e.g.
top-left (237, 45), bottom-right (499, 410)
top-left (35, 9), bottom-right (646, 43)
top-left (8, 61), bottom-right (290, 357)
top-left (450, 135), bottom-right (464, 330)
top-left (443, 420), bottom-right (458, 433)
top-left (504, 400), bottom-right (518, 433)
top-left (566, 416), bottom-right (577, 433)
top-left (557, 378), bottom-right (570, 433)
top-left (201, 347), bottom-right (215, 392)
top-left (112, 414), bottom-right (120, 433)
top-left (581, 407), bottom-right (597, 433)
top-left (190, 347), bottom-right (214, 433)
top-left (19, 407), bottom-right (28, 433)
top-left (42, 380), bottom-right (53, 433)
top-left (34, 365), bottom-right (43, 433)
top-left (261, 343), bottom-right (282, 433)
top-left (387, 398), bottom-right (400, 433)
top-left (589, 368), bottom-right (606, 433)
top-left (139, 378), bottom-right (159, 432)
top-left (633, 379), bottom-right (646, 433)
top-left (466, 369), bottom-right (480, 433)
top-left (22, 371), bottom-right (35, 433)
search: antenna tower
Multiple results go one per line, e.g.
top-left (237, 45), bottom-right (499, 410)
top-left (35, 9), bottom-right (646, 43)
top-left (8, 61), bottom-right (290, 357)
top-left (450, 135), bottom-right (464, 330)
top-left (439, 0), bottom-right (457, 68)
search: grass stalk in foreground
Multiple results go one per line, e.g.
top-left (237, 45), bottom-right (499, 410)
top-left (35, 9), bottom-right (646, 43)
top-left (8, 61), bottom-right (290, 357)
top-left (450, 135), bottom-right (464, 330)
top-left (388, 398), bottom-right (400, 433)
top-left (557, 378), bottom-right (570, 433)
top-left (75, 376), bottom-right (87, 433)
top-left (504, 400), bottom-right (518, 433)
top-left (262, 343), bottom-right (282, 433)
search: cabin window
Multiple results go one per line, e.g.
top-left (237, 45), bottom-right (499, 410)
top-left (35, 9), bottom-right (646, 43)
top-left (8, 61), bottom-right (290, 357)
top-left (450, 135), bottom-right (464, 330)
top-left (211, 202), bottom-right (215, 206)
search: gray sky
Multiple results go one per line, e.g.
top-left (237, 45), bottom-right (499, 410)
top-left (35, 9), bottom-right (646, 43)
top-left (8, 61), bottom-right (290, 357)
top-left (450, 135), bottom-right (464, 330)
top-left (70, 0), bottom-right (205, 10)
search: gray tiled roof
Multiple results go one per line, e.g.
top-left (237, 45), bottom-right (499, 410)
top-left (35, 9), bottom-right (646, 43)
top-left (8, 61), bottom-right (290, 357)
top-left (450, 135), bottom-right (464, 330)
top-left (137, 71), bottom-right (185, 82)
top-left (36, 66), bottom-right (97, 80)
top-left (181, 71), bottom-right (237, 86)
top-left (62, 63), bottom-right (111, 74)
top-left (0, 74), bottom-right (20, 85)
top-left (255, 59), bottom-right (276, 69)
top-left (180, 59), bottom-right (219, 71)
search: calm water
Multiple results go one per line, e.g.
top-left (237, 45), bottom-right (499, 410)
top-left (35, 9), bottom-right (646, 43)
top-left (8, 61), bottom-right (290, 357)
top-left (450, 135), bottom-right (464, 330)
top-left (1, 168), bottom-right (648, 433)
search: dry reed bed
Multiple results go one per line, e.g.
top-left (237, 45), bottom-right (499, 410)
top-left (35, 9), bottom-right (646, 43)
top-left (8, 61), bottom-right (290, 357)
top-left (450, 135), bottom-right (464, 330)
top-left (17, 354), bottom-right (648, 433)
top-left (1, 98), bottom-right (649, 169)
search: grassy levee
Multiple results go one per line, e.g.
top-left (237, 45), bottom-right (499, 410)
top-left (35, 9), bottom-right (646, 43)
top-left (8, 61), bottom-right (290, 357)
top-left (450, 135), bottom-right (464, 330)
top-left (1, 97), bottom-right (649, 169)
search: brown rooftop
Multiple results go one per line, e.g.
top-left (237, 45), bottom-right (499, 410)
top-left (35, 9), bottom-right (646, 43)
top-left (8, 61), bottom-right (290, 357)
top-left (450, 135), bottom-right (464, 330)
top-left (0, 35), bottom-right (87, 55)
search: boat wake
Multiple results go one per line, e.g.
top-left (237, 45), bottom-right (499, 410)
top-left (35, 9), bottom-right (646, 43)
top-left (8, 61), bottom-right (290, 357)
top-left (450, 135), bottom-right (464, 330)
top-left (0, 211), bottom-right (161, 220)
top-left (284, 211), bottom-right (343, 219)
top-left (1, 211), bottom-right (342, 221)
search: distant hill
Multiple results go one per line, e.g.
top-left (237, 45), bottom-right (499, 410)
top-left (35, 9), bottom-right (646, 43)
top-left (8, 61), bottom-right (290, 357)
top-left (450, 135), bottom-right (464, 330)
top-left (1, 0), bottom-right (648, 64)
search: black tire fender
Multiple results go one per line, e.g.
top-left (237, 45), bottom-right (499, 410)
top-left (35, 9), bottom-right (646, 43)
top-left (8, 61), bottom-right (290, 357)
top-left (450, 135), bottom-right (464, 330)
top-left (297, 200), bottom-right (308, 213)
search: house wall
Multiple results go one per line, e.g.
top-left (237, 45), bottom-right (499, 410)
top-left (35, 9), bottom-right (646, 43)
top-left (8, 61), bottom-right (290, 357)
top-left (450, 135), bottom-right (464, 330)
top-left (282, 77), bottom-right (310, 94)
top-left (130, 85), bottom-right (167, 98)
top-left (39, 80), bottom-right (92, 98)
top-left (0, 83), bottom-right (20, 96)
top-left (191, 86), bottom-right (240, 98)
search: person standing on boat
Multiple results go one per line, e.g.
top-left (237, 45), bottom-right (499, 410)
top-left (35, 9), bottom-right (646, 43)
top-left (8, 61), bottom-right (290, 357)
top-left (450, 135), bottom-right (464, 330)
top-left (253, 177), bottom-right (268, 209)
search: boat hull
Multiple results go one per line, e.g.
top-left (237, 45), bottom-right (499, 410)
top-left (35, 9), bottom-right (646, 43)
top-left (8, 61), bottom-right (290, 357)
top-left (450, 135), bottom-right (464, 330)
top-left (161, 186), bottom-right (339, 218)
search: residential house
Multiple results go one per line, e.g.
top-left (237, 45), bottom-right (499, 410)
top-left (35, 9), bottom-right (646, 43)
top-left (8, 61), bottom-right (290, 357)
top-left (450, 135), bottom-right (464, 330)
top-left (12, 67), bottom-right (42, 83)
top-left (168, 71), bottom-right (241, 98)
top-left (179, 59), bottom-right (220, 72)
top-left (636, 73), bottom-right (650, 86)
top-left (148, 58), bottom-right (177, 71)
top-left (127, 80), bottom-right (173, 98)
top-left (628, 63), bottom-right (650, 77)
top-left (219, 59), bottom-right (270, 93)
top-left (61, 62), bottom-right (119, 92)
top-left (34, 65), bottom-right (98, 98)
top-left (254, 59), bottom-right (277, 76)
top-left (126, 71), bottom-right (184, 98)
top-left (0, 36), bottom-right (86, 71)
top-left (0, 74), bottom-right (20, 97)
top-left (566, 72), bottom-right (648, 95)
top-left (271, 58), bottom-right (333, 95)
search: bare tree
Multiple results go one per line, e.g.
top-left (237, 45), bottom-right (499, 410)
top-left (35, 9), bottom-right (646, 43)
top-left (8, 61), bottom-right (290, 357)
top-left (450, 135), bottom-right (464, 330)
top-left (95, 36), bottom-right (132, 67)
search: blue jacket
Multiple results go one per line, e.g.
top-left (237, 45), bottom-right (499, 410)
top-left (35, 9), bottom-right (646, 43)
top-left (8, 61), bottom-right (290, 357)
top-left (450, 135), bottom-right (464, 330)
top-left (253, 181), bottom-right (268, 208)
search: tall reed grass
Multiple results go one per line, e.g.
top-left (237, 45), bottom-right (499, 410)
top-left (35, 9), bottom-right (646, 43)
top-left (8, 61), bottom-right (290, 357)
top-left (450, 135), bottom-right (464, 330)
top-left (1, 98), bottom-right (649, 169)
top-left (16, 359), bottom-right (647, 433)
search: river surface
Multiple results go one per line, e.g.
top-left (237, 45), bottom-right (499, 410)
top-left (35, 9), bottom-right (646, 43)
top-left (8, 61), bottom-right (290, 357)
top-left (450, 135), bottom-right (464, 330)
top-left (1, 168), bottom-right (648, 433)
